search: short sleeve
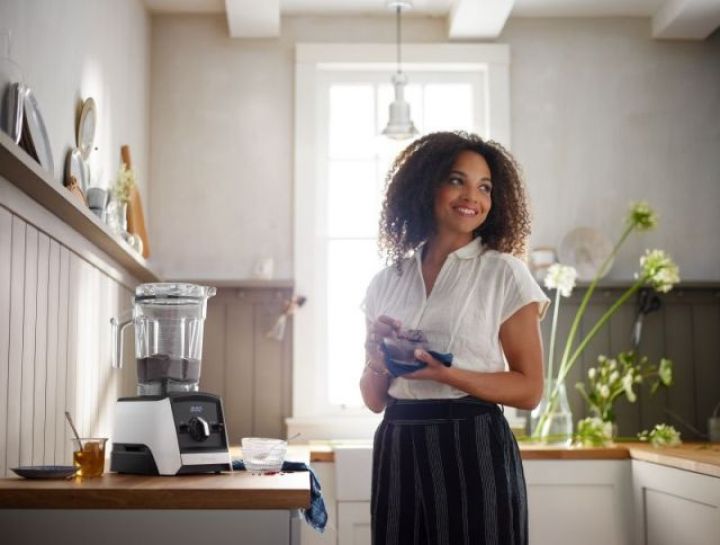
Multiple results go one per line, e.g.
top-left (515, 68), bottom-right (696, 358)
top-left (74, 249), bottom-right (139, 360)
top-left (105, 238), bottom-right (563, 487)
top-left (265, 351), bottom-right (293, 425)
top-left (500, 256), bottom-right (551, 323)
top-left (360, 270), bottom-right (383, 321)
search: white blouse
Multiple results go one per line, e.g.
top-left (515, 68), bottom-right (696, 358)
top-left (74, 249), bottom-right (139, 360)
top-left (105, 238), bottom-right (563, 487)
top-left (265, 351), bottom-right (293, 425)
top-left (363, 237), bottom-right (550, 400)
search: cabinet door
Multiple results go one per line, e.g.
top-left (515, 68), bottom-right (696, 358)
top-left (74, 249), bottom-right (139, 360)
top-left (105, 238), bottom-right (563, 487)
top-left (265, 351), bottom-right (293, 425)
top-left (632, 461), bottom-right (720, 545)
top-left (338, 501), bottom-right (371, 545)
top-left (524, 460), bottom-right (634, 545)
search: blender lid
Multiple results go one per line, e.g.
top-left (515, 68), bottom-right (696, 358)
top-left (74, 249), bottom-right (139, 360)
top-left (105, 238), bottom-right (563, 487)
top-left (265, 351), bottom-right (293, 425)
top-left (134, 283), bottom-right (217, 302)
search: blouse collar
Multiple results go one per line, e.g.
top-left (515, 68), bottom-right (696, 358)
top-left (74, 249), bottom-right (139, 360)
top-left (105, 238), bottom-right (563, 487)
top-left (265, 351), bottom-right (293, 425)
top-left (415, 236), bottom-right (484, 262)
top-left (452, 237), bottom-right (484, 259)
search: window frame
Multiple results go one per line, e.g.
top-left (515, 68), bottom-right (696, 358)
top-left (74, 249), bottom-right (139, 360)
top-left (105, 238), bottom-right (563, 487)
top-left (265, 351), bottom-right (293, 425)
top-left (290, 43), bottom-right (514, 440)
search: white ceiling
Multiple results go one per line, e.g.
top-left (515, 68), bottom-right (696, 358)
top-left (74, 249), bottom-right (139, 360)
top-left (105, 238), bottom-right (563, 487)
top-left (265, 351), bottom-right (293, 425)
top-left (142, 0), bottom-right (720, 40)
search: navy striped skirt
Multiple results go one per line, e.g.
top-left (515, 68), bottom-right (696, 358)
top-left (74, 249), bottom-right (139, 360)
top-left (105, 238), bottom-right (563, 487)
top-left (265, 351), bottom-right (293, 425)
top-left (371, 397), bottom-right (527, 545)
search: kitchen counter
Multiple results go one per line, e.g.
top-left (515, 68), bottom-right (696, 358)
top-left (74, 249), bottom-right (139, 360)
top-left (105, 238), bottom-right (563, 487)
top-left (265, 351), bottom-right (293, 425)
top-left (0, 445), bottom-right (313, 510)
top-left (0, 470), bottom-right (311, 509)
top-left (310, 442), bottom-right (720, 478)
top-left (626, 442), bottom-right (720, 478)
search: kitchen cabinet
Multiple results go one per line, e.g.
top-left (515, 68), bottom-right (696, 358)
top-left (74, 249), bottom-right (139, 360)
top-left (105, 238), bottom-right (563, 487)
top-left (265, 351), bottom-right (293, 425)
top-left (325, 444), bottom-right (720, 545)
top-left (338, 501), bottom-right (372, 545)
top-left (524, 460), bottom-right (634, 545)
top-left (333, 447), bottom-right (372, 545)
top-left (331, 449), bottom-right (635, 545)
top-left (632, 460), bottom-right (720, 545)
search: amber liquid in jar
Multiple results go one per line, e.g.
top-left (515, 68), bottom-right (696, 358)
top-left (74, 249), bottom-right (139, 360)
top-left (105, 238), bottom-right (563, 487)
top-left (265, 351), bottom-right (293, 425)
top-left (73, 439), bottom-right (106, 478)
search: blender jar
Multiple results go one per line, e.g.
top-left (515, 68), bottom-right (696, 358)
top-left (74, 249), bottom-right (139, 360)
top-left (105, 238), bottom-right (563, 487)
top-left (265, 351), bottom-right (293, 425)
top-left (111, 283), bottom-right (216, 396)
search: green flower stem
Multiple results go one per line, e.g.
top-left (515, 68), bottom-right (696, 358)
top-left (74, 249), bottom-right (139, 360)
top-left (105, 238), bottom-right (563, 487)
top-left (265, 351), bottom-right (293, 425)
top-left (546, 289), bottom-right (562, 385)
top-left (557, 281), bottom-right (642, 385)
top-left (556, 225), bottom-right (634, 380)
top-left (533, 278), bottom-right (642, 440)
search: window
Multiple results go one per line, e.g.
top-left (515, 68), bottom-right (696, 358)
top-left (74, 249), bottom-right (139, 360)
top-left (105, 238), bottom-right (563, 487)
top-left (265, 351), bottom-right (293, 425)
top-left (291, 44), bottom-right (511, 439)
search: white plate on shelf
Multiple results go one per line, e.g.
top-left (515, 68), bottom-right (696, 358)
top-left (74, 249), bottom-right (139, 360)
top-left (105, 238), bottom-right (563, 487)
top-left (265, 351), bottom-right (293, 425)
top-left (77, 97), bottom-right (96, 160)
top-left (20, 84), bottom-right (54, 175)
top-left (1, 80), bottom-right (23, 143)
top-left (0, 55), bottom-right (24, 143)
top-left (65, 147), bottom-right (87, 192)
top-left (558, 227), bottom-right (614, 281)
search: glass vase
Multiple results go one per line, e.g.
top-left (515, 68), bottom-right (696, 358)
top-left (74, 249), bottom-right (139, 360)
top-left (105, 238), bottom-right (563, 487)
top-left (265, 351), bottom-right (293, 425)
top-left (530, 379), bottom-right (573, 446)
top-left (106, 200), bottom-right (127, 235)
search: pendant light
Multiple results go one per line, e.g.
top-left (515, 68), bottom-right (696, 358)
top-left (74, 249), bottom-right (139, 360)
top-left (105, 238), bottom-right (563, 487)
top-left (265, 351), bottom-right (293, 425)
top-left (382, 1), bottom-right (418, 141)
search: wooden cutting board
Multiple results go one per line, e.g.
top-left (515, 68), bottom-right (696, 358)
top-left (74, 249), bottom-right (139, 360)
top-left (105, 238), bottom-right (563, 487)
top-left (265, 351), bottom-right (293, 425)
top-left (121, 145), bottom-right (150, 258)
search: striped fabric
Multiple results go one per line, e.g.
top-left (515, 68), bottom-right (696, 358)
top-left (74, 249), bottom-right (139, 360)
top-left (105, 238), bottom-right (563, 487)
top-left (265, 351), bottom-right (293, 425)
top-left (371, 397), bottom-right (527, 545)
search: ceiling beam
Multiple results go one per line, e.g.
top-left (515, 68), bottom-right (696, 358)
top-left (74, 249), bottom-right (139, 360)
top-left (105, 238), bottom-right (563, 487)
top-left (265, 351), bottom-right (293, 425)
top-left (447, 0), bottom-right (514, 40)
top-left (652, 0), bottom-right (720, 40)
top-left (224, 0), bottom-right (280, 38)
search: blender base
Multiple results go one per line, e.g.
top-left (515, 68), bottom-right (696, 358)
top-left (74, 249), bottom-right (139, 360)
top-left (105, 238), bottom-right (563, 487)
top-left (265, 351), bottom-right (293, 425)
top-left (111, 392), bottom-right (232, 476)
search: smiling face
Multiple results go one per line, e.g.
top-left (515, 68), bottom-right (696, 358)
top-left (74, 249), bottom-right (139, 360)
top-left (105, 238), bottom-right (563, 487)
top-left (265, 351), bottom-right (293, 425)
top-left (432, 150), bottom-right (492, 243)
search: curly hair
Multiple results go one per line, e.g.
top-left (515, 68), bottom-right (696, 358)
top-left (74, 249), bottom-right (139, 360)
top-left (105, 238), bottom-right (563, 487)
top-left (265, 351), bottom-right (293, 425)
top-left (378, 131), bottom-right (532, 270)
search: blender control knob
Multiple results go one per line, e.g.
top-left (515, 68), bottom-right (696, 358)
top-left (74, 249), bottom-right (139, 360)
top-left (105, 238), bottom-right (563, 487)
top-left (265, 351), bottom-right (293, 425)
top-left (188, 416), bottom-right (210, 441)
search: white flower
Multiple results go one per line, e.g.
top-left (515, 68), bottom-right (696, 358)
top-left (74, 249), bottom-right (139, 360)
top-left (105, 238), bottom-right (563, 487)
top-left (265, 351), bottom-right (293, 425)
top-left (599, 385), bottom-right (610, 398)
top-left (639, 423), bottom-right (681, 447)
top-left (588, 368), bottom-right (596, 380)
top-left (544, 264), bottom-right (578, 297)
top-left (113, 162), bottom-right (136, 204)
top-left (609, 371), bottom-right (619, 384)
top-left (636, 249), bottom-right (680, 293)
top-left (622, 373), bottom-right (637, 402)
top-left (628, 201), bottom-right (658, 231)
top-left (608, 359), bottom-right (617, 371)
top-left (576, 417), bottom-right (614, 447)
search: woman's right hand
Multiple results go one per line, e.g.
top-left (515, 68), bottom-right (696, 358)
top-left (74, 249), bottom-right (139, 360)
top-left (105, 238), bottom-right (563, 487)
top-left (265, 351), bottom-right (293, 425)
top-left (365, 315), bottom-right (402, 371)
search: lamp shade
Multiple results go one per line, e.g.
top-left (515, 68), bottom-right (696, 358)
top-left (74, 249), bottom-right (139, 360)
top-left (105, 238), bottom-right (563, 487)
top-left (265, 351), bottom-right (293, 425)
top-left (382, 73), bottom-right (418, 141)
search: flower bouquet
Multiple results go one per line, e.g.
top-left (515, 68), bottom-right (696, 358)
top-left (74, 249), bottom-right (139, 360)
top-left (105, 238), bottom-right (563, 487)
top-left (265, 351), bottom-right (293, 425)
top-left (531, 202), bottom-right (680, 443)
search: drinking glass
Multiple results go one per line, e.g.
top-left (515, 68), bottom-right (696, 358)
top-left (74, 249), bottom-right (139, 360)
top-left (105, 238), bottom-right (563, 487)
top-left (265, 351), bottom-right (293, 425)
top-left (72, 437), bottom-right (108, 478)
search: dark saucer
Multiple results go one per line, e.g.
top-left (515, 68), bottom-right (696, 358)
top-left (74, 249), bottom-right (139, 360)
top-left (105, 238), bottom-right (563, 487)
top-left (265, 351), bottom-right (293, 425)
top-left (11, 465), bottom-right (76, 479)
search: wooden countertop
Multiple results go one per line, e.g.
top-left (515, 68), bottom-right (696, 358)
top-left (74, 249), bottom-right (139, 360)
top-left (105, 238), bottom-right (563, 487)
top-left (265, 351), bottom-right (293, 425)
top-left (309, 442), bottom-right (720, 478)
top-left (627, 442), bottom-right (720, 478)
top-left (307, 443), bottom-right (631, 463)
top-left (0, 470), bottom-right (310, 510)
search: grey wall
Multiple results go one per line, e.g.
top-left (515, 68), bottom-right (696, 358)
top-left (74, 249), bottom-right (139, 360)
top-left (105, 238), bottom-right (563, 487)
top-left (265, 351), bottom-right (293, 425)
top-left (150, 15), bottom-right (720, 281)
top-left (149, 14), bottom-right (447, 280)
top-left (0, 0), bottom-right (151, 220)
top-left (505, 19), bottom-right (720, 281)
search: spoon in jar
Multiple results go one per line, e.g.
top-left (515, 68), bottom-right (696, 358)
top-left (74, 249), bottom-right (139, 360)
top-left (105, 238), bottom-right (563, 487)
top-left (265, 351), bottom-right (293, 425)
top-left (64, 411), bottom-right (83, 451)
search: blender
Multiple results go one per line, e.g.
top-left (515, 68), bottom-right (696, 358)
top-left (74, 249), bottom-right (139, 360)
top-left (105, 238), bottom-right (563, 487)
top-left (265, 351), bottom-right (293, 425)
top-left (109, 283), bottom-right (232, 475)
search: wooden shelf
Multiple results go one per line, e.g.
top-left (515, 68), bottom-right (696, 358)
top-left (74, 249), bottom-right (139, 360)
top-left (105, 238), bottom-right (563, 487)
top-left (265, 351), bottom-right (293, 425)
top-left (0, 131), bottom-right (158, 283)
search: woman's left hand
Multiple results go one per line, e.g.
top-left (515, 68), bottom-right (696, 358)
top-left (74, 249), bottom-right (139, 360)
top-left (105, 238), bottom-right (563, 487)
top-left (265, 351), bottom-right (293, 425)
top-left (403, 349), bottom-right (451, 382)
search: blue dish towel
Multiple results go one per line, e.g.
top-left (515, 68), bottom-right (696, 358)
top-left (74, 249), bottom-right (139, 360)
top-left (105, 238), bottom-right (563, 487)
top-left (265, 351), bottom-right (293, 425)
top-left (383, 348), bottom-right (454, 377)
top-left (232, 459), bottom-right (328, 532)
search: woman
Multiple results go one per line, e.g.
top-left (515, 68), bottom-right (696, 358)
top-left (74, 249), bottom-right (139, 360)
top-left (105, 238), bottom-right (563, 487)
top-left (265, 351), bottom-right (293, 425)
top-left (360, 131), bottom-right (549, 545)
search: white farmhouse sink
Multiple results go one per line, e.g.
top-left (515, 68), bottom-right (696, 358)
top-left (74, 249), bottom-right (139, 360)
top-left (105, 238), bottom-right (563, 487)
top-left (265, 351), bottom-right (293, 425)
top-left (334, 446), bottom-right (373, 501)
